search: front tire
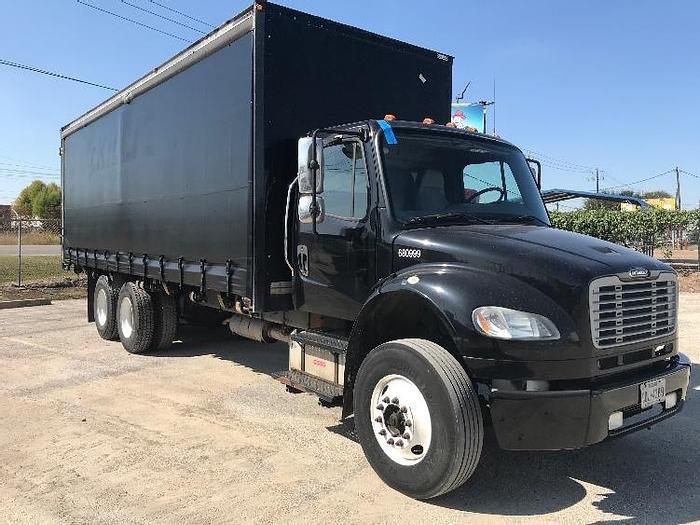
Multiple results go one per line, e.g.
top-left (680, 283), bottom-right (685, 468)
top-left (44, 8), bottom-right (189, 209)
top-left (117, 282), bottom-right (155, 354)
top-left (354, 339), bottom-right (483, 499)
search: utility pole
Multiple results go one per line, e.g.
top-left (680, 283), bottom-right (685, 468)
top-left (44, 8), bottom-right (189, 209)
top-left (675, 166), bottom-right (681, 210)
top-left (595, 168), bottom-right (600, 193)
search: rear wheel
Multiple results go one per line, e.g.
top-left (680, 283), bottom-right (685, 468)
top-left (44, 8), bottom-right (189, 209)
top-left (94, 275), bottom-right (119, 340)
top-left (149, 291), bottom-right (178, 350)
top-left (117, 282), bottom-right (154, 354)
top-left (354, 338), bottom-right (483, 499)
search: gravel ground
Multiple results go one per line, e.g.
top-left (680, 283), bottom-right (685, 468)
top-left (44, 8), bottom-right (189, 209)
top-left (0, 298), bottom-right (698, 524)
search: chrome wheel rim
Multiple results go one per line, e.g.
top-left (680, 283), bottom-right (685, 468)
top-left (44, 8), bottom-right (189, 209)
top-left (119, 296), bottom-right (134, 339)
top-left (95, 288), bottom-right (108, 327)
top-left (370, 374), bottom-right (432, 465)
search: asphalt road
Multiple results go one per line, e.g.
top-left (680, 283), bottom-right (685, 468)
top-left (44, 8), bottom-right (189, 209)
top-left (0, 297), bottom-right (698, 524)
top-left (0, 244), bottom-right (61, 256)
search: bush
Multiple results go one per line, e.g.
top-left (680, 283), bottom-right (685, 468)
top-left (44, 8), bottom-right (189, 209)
top-left (549, 209), bottom-right (700, 248)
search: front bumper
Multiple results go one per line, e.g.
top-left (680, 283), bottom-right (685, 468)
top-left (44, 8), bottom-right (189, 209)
top-left (488, 354), bottom-right (690, 450)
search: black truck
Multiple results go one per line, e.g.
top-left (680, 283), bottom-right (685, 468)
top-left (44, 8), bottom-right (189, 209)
top-left (61, 2), bottom-right (690, 499)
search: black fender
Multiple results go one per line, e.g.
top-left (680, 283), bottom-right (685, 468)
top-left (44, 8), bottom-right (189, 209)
top-left (342, 263), bottom-right (577, 417)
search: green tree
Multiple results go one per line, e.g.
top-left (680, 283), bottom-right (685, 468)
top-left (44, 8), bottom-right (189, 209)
top-left (641, 190), bottom-right (672, 199)
top-left (13, 180), bottom-right (61, 219)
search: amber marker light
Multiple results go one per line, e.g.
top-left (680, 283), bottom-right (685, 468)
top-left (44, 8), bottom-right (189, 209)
top-left (384, 114), bottom-right (397, 121)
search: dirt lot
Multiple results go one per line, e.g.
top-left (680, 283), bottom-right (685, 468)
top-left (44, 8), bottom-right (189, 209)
top-left (0, 298), bottom-right (698, 524)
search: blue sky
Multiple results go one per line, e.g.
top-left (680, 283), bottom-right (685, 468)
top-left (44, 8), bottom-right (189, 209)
top-left (1, 0), bottom-right (699, 207)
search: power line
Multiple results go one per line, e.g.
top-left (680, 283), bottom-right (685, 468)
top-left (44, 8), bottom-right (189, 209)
top-left (525, 149), bottom-right (597, 172)
top-left (0, 161), bottom-right (58, 172)
top-left (145, 0), bottom-right (214, 28)
top-left (679, 169), bottom-right (700, 180)
top-left (0, 58), bottom-right (118, 91)
top-left (77, 0), bottom-right (192, 43)
top-left (120, 0), bottom-right (206, 34)
top-left (0, 168), bottom-right (60, 177)
top-left (601, 169), bottom-right (676, 191)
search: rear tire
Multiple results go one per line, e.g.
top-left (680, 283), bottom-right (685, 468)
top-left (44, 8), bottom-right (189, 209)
top-left (354, 338), bottom-right (483, 499)
top-left (94, 275), bottom-right (119, 341)
top-left (117, 282), bottom-right (155, 354)
top-left (149, 291), bottom-right (178, 350)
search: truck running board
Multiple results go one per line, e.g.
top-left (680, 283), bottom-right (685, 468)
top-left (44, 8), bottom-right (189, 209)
top-left (275, 330), bottom-right (348, 407)
top-left (275, 370), bottom-right (343, 407)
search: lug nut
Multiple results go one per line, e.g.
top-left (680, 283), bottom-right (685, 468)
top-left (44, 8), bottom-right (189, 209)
top-left (395, 439), bottom-right (404, 447)
top-left (405, 420), bottom-right (412, 427)
top-left (387, 438), bottom-right (394, 445)
top-left (376, 404), bottom-right (384, 411)
top-left (391, 397), bottom-right (399, 404)
top-left (375, 416), bottom-right (383, 423)
top-left (383, 396), bottom-right (390, 404)
top-left (378, 429), bottom-right (386, 436)
top-left (400, 406), bottom-right (407, 413)
top-left (402, 432), bottom-right (410, 440)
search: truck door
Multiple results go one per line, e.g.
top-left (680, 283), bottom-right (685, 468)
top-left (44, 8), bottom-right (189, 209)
top-left (295, 139), bottom-right (374, 320)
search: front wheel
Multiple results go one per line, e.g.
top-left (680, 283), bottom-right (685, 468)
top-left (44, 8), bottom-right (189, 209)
top-left (354, 339), bottom-right (483, 499)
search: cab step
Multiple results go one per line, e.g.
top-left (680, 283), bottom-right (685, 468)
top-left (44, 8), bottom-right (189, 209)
top-left (275, 330), bottom-right (348, 407)
top-left (291, 330), bottom-right (348, 354)
top-left (275, 369), bottom-right (343, 407)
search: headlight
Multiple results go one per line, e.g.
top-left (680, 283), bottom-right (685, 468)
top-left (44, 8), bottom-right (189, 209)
top-left (472, 306), bottom-right (560, 340)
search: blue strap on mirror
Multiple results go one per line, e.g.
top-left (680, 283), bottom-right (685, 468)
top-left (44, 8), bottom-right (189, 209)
top-left (377, 120), bottom-right (397, 145)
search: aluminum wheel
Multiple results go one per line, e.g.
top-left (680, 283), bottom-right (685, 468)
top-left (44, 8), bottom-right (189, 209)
top-left (95, 288), bottom-right (109, 327)
top-left (370, 374), bottom-right (432, 465)
top-left (119, 296), bottom-right (135, 340)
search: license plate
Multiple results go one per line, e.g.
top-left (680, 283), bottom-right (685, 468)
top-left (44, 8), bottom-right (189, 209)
top-left (640, 378), bottom-right (666, 409)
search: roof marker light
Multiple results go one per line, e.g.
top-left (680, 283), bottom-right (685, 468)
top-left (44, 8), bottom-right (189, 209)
top-left (422, 117), bottom-right (435, 125)
top-left (384, 114), bottom-right (397, 122)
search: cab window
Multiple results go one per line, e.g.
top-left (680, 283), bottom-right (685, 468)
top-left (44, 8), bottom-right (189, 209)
top-left (322, 142), bottom-right (368, 219)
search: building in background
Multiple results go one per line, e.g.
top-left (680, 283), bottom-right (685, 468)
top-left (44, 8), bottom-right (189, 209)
top-left (0, 204), bottom-right (11, 226)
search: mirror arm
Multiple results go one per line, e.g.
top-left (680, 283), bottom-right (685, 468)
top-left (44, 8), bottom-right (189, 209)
top-left (526, 158), bottom-right (542, 189)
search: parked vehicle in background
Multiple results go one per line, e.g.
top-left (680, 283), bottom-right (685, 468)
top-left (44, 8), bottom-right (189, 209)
top-left (61, 2), bottom-right (690, 499)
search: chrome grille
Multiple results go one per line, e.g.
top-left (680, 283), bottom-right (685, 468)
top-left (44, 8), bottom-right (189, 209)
top-left (589, 273), bottom-right (677, 349)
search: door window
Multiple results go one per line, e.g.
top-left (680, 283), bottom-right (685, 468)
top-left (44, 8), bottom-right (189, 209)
top-left (322, 142), bottom-right (368, 219)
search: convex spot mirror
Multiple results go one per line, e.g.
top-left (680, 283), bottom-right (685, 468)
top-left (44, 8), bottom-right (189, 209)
top-left (298, 194), bottom-right (325, 224)
top-left (298, 136), bottom-right (324, 194)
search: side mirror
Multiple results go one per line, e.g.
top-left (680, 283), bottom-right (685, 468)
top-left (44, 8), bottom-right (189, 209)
top-left (298, 137), bottom-right (324, 194)
top-left (526, 158), bottom-right (542, 189)
top-left (298, 194), bottom-right (325, 224)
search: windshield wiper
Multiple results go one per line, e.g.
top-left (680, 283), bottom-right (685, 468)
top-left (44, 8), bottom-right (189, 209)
top-left (401, 212), bottom-right (492, 229)
top-left (490, 214), bottom-right (550, 226)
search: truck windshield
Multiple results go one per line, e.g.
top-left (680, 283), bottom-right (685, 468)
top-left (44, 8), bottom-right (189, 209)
top-left (380, 131), bottom-right (550, 227)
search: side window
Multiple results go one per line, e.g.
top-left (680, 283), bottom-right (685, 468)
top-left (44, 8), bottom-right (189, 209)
top-left (322, 142), bottom-right (368, 219)
top-left (463, 161), bottom-right (523, 203)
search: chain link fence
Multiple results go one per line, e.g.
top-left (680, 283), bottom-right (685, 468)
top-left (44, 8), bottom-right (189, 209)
top-left (0, 218), bottom-right (63, 286)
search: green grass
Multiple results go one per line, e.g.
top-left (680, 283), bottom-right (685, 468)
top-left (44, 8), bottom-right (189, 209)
top-left (0, 231), bottom-right (61, 245)
top-left (0, 256), bottom-right (71, 284)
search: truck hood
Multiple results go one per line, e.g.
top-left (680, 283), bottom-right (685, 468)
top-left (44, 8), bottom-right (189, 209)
top-left (392, 224), bottom-right (672, 316)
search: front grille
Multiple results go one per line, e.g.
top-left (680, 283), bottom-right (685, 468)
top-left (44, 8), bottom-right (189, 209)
top-left (589, 272), bottom-right (677, 349)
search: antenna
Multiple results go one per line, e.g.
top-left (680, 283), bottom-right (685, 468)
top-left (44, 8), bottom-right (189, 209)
top-left (455, 81), bottom-right (471, 103)
top-left (493, 77), bottom-right (496, 135)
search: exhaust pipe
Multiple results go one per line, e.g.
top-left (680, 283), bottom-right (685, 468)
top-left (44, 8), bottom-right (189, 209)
top-left (226, 314), bottom-right (290, 343)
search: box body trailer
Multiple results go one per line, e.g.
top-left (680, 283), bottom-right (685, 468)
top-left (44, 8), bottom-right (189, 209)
top-left (62, 2), bottom-right (451, 312)
top-left (62, 1), bottom-right (690, 500)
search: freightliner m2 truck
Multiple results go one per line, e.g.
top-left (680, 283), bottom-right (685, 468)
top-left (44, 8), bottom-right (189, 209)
top-left (61, 2), bottom-right (690, 499)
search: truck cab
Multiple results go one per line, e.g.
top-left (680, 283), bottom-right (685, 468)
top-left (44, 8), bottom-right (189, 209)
top-left (281, 117), bottom-right (689, 497)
